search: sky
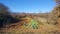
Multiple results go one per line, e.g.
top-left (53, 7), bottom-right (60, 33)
top-left (0, 0), bottom-right (56, 13)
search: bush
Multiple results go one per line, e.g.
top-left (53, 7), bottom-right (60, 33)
top-left (0, 3), bottom-right (20, 27)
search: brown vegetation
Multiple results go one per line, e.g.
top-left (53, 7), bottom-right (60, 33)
top-left (0, 0), bottom-right (60, 34)
top-left (48, 1), bottom-right (60, 26)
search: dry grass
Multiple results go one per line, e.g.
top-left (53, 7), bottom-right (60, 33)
top-left (0, 17), bottom-right (60, 34)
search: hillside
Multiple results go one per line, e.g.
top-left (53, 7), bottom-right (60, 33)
top-left (0, 16), bottom-right (60, 34)
top-left (0, 0), bottom-right (60, 34)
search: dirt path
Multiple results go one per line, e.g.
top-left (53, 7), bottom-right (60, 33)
top-left (34, 17), bottom-right (47, 23)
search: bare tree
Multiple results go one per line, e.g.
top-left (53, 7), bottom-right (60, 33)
top-left (55, 0), bottom-right (60, 4)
